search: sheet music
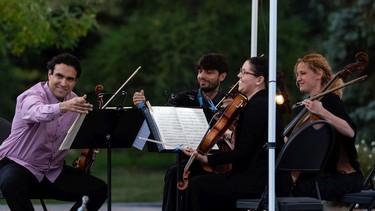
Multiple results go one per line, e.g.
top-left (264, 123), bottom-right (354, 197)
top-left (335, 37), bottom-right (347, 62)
top-left (149, 107), bottom-right (214, 150)
top-left (59, 114), bottom-right (86, 150)
top-left (132, 120), bottom-right (151, 150)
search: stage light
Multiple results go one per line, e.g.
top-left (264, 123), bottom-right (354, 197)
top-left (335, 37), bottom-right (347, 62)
top-left (275, 88), bottom-right (284, 105)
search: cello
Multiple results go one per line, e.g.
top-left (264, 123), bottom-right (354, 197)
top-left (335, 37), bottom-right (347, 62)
top-left (284, 52), bottom-right (368, 138)
top-left (177, 92), bottom-right (248, 190)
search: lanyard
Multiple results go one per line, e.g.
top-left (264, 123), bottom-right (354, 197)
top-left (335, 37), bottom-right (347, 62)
top-left (198, 88), bottom-right (217, 112)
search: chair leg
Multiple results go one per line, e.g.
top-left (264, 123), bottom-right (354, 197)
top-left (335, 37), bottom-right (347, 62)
top-left (367, 199), bottom-right (375, 211)
top-left (348, 203), bottom-right (356, 211)
top-left (40, 199), bottom-right (47, 211)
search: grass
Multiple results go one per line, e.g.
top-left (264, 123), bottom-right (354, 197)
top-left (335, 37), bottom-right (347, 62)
top-left (68, 147), bottom-right (176, 202)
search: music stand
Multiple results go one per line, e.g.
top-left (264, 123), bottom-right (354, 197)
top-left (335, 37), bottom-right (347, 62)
top-left (67, 108), bottom-right (144, 211)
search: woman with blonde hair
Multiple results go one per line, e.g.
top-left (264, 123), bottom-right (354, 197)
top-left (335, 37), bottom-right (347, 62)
top-left (290, 53), bottom-right (363, 200)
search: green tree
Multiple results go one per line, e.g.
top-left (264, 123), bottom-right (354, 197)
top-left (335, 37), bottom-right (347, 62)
top-left (0, 0), bottom-right (101, 119)
top-left (318, 0), bottom-right (375, 141)
top-left (0, 0), bottom-right (100, 55)
top-left (79, 0), bottom-right (252, 106)
top-left (2, 0), bottom-right (372, 143)
top-left (79, 0), bottom-right (314, 109)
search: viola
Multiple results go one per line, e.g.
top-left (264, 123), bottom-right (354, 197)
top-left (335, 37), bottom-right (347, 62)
top-left (72, 84), bottom-right (104, 174)
top-left (177, 93), bottom-right (248, 190)
top-left (284, 52), bottom-right (368, 138)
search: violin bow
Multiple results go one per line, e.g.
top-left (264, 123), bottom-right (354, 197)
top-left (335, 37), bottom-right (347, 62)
top-left (215, 81), bottom-right (239, 109)
top-left (102, 66), bottom-right (141, 108)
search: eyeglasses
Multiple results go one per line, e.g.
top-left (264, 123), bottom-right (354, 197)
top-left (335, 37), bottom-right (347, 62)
top-left (239, 68), bottom-right (259, 77)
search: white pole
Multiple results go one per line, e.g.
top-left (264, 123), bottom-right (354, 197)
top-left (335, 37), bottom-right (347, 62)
top-left (251, 0), bottom-right (258, 57)
top-left (268, 0), bottom-right (277, 210)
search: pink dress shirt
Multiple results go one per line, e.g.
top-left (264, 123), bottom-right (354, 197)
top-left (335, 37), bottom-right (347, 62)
top-left (0, 82), bottom-right (78, 182)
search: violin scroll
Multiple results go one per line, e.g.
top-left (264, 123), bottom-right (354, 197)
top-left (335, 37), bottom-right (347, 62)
top-left (95, 84), bottom-right (104, 94)
top-left (95, 84), bottom-right (104, 109)
top-left (177, 170), bottom-right (191, 190)
top-left (177, 153), bottom-right (195, 190)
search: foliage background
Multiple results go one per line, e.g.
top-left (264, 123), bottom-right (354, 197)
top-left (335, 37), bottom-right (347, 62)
top-left (0, 0), bottom-right (374, 203)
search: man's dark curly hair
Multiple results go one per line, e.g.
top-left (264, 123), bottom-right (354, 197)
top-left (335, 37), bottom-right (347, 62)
top-left (195, 53), bottom-right (229, 74)
top-left (46, 53), bottom-right (82, 78)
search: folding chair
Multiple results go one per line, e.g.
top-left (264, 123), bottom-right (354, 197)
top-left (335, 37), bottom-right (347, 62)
top-left (236, 120), bottom-right (335, 211)
top-left (338, 161), bottom-right (375, 211)
top-left (0, 117), bottom-right (48, 211)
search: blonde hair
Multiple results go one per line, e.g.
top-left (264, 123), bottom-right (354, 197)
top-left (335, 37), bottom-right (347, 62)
top-left (294, 53), bottom-right (343, 98)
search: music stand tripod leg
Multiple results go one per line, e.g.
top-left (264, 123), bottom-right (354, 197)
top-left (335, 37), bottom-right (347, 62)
top-left (107, 135), bottom-right (112, 211)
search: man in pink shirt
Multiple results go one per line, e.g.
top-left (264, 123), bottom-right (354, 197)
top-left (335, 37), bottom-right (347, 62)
top-left (0, 53), bottom-right (107, 210)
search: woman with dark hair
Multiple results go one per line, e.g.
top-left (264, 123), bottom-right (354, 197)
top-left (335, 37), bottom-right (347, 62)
top-left (182, 56), bottom-right (289, 211)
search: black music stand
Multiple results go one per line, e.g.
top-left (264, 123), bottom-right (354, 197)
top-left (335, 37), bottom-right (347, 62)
top-left (68, 108), bottom-right (144, 211)
top-left (141, 106), bottom-right (186, 211)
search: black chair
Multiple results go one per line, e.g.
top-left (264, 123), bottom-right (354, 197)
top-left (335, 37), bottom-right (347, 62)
top-left (337, 161), bottom-right (375, 211)
top-left (0, 117), bottom-right (11, 144)
top-left (0, 117), bottom-right (48, 211)
top-left (236, 120), bottom-right (335, 211)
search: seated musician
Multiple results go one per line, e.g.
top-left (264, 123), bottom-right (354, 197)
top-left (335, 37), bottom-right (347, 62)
top-left (133, 53), bottom-right (232, 211)
top-left (289, 53), bottom-right (363, 199)
top-left (181, 56), bottom-right (291, 211)
top-left (0, 53), bottom-right (107, 210)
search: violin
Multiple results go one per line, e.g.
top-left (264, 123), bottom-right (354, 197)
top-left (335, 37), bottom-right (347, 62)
top-left (190, 82), bottom-right (240, 174)
top-left (177, 93), bottom-right (248, 190)
top-left (284, 52), bottom-right (368, 138)
top-left (72, 85), bottom-right (103, 174)
top-left (208, 81), bottom-right (240, 173)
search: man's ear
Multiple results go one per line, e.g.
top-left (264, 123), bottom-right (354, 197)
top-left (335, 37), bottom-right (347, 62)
top-left (48, 70), bottom-right (52, 80)
top-left (219, 72), bottom-right (227, 82)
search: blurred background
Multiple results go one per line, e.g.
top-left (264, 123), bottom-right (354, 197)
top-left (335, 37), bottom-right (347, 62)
top-left (0, 0), bottom-right (374, 204)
